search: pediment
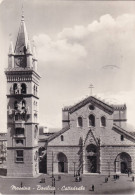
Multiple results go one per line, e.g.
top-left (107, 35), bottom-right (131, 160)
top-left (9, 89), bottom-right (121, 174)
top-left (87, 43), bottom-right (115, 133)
top-left (69, 96), bottom-right (113, 115)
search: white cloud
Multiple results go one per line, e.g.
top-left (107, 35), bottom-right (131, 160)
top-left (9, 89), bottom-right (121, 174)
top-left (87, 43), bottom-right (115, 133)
top-left (0, 0), bottom-right (3, 4)
top-left (33, 14), bottom-right (135, 69)
top-left (33, 34), bottom-right (87, 62)
top-left (33, 14), bottom-right (135, 128)
top-left (58, 14), bottom-right (135, 39)
top-left (58, 25), bottom-right (88, 40)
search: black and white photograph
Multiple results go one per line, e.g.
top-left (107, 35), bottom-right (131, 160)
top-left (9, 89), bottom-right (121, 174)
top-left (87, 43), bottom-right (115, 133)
top-left (0, 0), bottom-right (135, 194)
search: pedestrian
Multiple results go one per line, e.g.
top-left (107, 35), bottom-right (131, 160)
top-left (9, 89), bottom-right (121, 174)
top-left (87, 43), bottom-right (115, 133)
top-left (58, 175), bottom-right (61, 181)
top-left (132, 176), bottom-right (134, 182)
top-left (21, 182), bottom-right (23, 188)
top-left (128, 170), bottom-right (130, 177)
top-left (92, 185), bottom-right (94, 191)
top-left (105, 177), bottom-right (107, 183)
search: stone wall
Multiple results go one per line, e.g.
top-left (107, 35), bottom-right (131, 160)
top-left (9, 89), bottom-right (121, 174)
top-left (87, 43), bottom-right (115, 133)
top-left (100, 146), bottom-right (135, 174)
top-left (47, 146), bottom-right (80, 174)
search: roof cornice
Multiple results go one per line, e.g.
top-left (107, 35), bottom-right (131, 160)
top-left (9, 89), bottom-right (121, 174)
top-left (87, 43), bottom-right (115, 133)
top-left (68, 96), bottom-right (114, 115)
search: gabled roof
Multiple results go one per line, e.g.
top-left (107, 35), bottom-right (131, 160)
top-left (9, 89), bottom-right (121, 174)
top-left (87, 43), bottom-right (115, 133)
top-left (113, 124), bottom-right (135, 141)
top-left (47, 125), bottom-right (70, 142)
top-left (14, 15), bottom-right (28, 54)
top-left (66, 96), bottom-right (114, 115)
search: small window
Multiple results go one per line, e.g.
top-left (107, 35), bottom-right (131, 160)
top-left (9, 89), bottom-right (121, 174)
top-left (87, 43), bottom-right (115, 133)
top-left (15, 114), bottom-right (19, 121)
top-left (34, 125), bottom-right (38, 138)
top-left (34, 113), bottom-right (37, 122)
top-left (101, 116), bottom-right (106, 127)
top-left (89, 114), bottom-right (95, 127)
top-left (15, 113), bottom-right (22, 121)
top-left (33, 85), bottom-right (36, 95)
top-left (36, 86), bottom-right (37, 96)
top-left (121, 135), bottom-right (124, 141)
top-left (22, 100), bottom-right (26, 109)
top-left (15, 128), bottom-right (24, 136)
top-left (16, 150), bottom-right (23, 162)
top-left (14, 101), bottom-right (18, 110)
top-left (61, 135), bottom-right (64, 141)
top-left (89, 104), bottom-right (95, 110)
top-left (16, 139), bottom-right (23, 145)
top-left (78, 117), bottom-right (83, 127)
top-left (21, 113), bottom-right (25, 121)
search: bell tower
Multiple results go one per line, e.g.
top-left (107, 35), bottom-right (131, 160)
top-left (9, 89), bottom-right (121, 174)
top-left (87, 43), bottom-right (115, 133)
top-left (5, 14), bottom-right (40, 177)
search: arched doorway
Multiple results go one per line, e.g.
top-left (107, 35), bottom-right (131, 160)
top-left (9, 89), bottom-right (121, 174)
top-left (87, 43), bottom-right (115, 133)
top-left (121, 162), bottom-right (127, 173)
top-left (38, 147), bottom-right (47, 173)
top-left (57, 152), bottom-right (68, 173)
top-left (85, 144), bottom-right (98, 173)
top-left (115, 152), bottom-right (132, 173)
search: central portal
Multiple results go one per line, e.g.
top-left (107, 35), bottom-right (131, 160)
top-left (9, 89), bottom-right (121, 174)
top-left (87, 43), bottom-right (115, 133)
top-left (85, 144), bottom-right (98, 173)
top-left (87, 156), bottom-right (97, 173)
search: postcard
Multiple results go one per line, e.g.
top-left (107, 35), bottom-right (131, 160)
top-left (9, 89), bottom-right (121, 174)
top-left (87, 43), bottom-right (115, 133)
top-left (0, 0), bottom-right (135, 194)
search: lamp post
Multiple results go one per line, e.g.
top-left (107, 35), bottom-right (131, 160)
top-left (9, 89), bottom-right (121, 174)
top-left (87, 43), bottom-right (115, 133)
top-left (73, 162), bottom-right (76, 177)
top-left (108, 161), bottom-right (110, 177)
top-left (52, 151), bottom-right (54, 178)
top-left (52, 177), bottom-right (55, 195)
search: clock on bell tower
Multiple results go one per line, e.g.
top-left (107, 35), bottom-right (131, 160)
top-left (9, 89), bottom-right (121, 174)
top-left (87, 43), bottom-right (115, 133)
top-left (14, 56), bottom-right (27, 68)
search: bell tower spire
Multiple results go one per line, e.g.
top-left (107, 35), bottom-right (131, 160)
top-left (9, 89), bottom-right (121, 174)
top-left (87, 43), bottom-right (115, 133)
top-left (8, 10), bottom-right (35, 70)
top-left (14, 13), bottom-right (28, 55)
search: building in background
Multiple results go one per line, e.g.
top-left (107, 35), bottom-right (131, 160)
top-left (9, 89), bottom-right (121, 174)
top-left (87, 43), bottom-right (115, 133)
top-left (0, 133), bottom-right (7, 165)
top-left (5, 13), bottom-right (40, 177)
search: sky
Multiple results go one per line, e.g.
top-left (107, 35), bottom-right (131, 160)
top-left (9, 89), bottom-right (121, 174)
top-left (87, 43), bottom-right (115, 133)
top-left (0, 0), bottom-right (135, 132)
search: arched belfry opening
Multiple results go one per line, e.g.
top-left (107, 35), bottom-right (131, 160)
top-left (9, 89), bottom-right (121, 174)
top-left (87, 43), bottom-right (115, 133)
top-left (115, 152), bottom-right (132, 173)
top-left (57, 152), bottom-right (68, 173)
top-left (85, 144), bottom-right (99, 173)
top-left (21, 83), bottom-right (27, 94)
top-left (13, 83), bottom-right (17, 94)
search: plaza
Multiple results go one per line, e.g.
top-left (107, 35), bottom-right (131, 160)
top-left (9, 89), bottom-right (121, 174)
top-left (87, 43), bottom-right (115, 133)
top-left (0, 174), bottom-right (135, 194)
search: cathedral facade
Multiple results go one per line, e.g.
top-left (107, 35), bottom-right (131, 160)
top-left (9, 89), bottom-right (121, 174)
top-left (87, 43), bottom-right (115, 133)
top-left (46, 96), bottom-right (135, 175)
top-left (5, 15), bottom-right (40, 177)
